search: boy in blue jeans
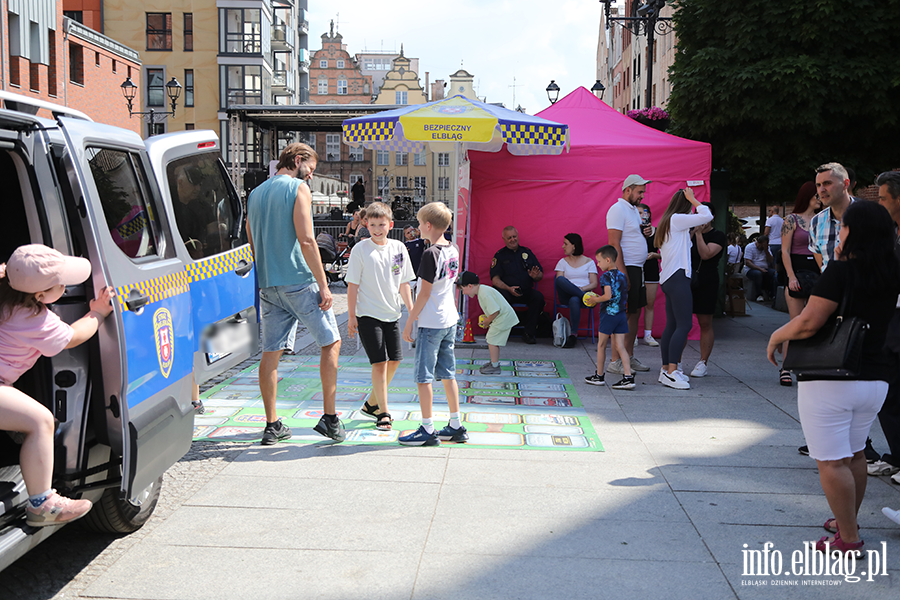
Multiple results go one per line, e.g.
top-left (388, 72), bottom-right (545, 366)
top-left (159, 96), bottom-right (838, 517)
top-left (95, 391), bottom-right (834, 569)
top-left (585, 245), bottom-right (635, 390)
top-left (400, 202), bottom-right (467, 446)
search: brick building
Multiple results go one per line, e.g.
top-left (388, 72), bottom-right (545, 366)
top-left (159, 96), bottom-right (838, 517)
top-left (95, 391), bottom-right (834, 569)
top-left (1, 1), bottom-right (140, 132)
top-left (307, 24), bottom-right (373, 201)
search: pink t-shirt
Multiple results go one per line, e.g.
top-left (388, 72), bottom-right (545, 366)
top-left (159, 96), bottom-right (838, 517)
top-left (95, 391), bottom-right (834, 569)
top-left (0, 306), bottom-right (74, 384)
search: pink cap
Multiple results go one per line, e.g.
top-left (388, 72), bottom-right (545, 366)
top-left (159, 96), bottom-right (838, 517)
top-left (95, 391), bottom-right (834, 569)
top-left (6, 244), bottom-right (92, 294)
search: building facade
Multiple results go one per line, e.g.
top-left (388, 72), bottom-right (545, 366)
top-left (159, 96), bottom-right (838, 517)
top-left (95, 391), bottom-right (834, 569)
top-left (306, 25), bottom-right (373, 202)
top-left (2, 1), bottom-right (140, 131)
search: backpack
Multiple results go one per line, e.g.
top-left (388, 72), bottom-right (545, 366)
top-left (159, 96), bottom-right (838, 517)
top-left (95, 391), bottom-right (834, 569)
top-left (552, 313), bottom-right (571, 347)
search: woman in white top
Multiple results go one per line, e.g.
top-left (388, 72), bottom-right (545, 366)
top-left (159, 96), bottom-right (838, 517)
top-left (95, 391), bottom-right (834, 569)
top-left (654, 188), bottom-right (713, 389)
top-left (554, 233), bottom-right (598, 348)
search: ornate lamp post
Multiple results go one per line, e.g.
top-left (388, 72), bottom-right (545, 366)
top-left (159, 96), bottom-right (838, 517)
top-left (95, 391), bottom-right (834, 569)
top-left (599, 0), bottom-right (673, 109)
top-left (121, 76), bottom-right (182, 136)
top-left (545, 80), bottom-right (560, 105)
top-left (591, 80), bottom-right (606, 100)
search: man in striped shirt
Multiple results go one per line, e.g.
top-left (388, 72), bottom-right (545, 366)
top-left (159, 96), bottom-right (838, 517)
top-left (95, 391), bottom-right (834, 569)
top-left (809, 162), bottom-right (854, 270)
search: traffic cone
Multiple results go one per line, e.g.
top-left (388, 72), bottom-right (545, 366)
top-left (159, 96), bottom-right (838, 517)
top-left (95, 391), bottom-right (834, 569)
top-left (462, 319), bottom-right (475, 343)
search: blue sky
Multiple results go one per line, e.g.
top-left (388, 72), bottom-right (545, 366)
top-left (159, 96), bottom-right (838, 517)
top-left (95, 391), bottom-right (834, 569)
top-left (309, 0), bottom-right (603, 114)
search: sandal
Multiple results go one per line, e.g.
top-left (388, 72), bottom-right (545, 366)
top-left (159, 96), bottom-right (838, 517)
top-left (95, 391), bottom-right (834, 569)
top-left (375, 413), bottom-right (392, 431)
top-left (779, 369), bottom-right (792, 387)
top-left (361, 400), bottom-right (379, 419)
top-left (823, 517), bottom-right (859, 535)
top-left (815, 531), bottom-right (864, 555)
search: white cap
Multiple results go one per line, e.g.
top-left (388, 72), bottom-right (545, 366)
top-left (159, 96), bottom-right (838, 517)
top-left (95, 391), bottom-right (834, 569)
top-left (622, 174), bottom-right (651, 190)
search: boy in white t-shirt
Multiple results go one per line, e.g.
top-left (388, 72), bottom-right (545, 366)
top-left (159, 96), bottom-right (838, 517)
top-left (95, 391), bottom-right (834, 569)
top-left (400, 202), bottom-right (465, 446)
top-left (456, 271), bottom-right (518, 375)
top-left (346, 202), bottom-right (415, 432)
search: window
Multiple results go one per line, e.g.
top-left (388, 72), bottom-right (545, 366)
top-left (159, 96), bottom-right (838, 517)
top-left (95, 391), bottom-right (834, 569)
top-left (337, 79), bottom-right (347, 95)
top-left (148, 121), bottom-right (166, 137)
top-left (317, 78), bottom-right (328, 95)
top-left (220, 65), bottom-right (264, 107)
top-left (185, 123), bottom-right (195, 130)
top-left (395, 152), bottom-right (408, 166)
top-left (376, 150), bottom-right (389, 166)
top-left (413, 176), bottom-right (427, 195)
top-left (438, 177), bottom-right (450, 190)
top-left (184, 70), bottom-right (194, 106)
top-left (95, 51), bottom-right (100, 67)
top-left (146, 13), bottom-right (173, 51)
top-left (437, 152), bottom-right (450, 167)
top-left (348, 145), bottom-right (363, 161)
top-left (166, 153), bottom-right (241, 260)
top-left (337, 59), bottom-right (345, 68)
top-left (325, 134), bottom-right (340, 161)
top-left (112, 59), bottom-right (117, 73)
top-left (88, 147), bottom-right (160, 259)
top-left (220, 8), bottom-right (261, 53)
top-left (48, 29), bottom-right (57, 96)
top-left (69, 43), bottom-right (83, 84)
top-left (377, 175), bottom-right (389, 194)
top-left (414, 151), bottom-right (427, 166)
top-left (395, 176), bottom-right (408, 189)
top-left (184, 13), bottom-right (193, 51)
top-left (63, 11), bottom-right (83, 23)
top-left (147, 68), bottom-right (165, 106)
top-left (319, 59), bottom-right (327, 68)
top-left (395, 91), bottom-right (407, 105)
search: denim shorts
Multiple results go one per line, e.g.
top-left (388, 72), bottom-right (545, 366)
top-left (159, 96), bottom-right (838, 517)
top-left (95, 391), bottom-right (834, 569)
top-left (414, 325), bottom-right (457, 384)
top-left (259, 282), bottom-right (340, 352)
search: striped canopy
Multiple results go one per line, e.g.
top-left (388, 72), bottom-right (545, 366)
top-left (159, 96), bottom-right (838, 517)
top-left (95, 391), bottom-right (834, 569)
top-left (342, 95), bottom-right (569, 156)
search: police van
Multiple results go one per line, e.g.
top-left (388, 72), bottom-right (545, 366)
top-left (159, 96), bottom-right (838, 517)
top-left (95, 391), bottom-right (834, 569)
top-left (0, 91), bottom-right (257, 570)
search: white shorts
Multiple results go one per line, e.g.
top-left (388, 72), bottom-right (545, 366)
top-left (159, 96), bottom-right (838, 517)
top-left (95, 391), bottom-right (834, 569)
top-left (798, 379), bottom-right (889, 461)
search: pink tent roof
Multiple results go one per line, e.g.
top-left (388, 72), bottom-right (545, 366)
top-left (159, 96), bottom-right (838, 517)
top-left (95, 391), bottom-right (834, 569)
top-left (464, 87), bottom-right (712, 339)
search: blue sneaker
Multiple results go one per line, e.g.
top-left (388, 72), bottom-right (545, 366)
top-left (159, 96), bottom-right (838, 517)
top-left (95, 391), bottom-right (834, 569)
top-left (399, 425), bottom-right (440, 446)
top-left (437, 424), bottom-right (469, 443)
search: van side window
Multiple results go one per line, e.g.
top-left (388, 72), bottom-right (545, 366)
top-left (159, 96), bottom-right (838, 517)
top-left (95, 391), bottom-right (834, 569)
top-left (166, 153), bottom-right (240, 260)
top-left (87, 147), bottom-right (160, 259)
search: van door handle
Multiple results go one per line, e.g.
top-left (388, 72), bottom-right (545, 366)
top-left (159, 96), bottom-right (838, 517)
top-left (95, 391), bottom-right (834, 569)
top-left (125, 290), bottom-right (150, 314)
top-left (234, 259), bottom-right (252, 277)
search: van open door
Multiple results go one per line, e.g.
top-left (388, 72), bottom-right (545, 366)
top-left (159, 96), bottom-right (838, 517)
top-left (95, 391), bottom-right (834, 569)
top-left (145, 132), bottom-right (258, 385)
top-left (57, 117), bottom-right (194, 499)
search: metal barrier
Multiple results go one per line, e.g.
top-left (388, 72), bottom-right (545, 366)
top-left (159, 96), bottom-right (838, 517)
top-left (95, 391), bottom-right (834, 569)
top-left (314, 224), bottom-right (409, 242)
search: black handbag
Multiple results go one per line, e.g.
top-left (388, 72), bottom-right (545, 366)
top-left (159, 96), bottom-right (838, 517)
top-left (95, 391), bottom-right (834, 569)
top-left (788, 270), bottom-right (820, 299)
top-left (783, 286), bottom-right (868, 378)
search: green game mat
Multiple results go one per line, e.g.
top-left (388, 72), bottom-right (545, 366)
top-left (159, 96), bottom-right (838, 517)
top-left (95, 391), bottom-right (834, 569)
top-left (194, 357), bottom-right (603, 451)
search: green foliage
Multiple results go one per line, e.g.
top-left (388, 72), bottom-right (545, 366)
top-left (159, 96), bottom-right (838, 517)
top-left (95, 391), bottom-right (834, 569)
top-left (667, 0), bottom-right (900, 203)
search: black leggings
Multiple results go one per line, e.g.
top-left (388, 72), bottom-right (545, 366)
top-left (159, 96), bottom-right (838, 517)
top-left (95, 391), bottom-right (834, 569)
top-left (660, 273), bottom-right (693, 365)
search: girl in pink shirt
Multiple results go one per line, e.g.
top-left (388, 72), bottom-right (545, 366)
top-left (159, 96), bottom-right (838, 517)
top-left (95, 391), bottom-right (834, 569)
top-left (0, 244), bottom-right (114, 527)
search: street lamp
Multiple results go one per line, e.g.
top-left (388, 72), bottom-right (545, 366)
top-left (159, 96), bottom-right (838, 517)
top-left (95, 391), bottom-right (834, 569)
top-left (545, 80), bottom-right (560, 105)
top-left (591, 80), bottom-right (606, 100)
top-left (121, 76), bottom-right (182, 136)
top-left (598, 0), bottom-right (672, 109)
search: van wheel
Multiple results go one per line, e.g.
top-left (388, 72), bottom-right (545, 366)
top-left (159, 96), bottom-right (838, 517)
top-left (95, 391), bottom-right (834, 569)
top-left (82, 476), bottom-right (162, 534)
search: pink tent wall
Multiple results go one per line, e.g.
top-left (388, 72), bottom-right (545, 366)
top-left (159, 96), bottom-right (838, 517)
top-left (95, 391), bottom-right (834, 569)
top-left (466, 87), bottom-right (712, 338)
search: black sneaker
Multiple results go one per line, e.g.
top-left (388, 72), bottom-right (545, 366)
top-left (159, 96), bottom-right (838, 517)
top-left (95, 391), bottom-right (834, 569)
top-left (798, 445), bottom-right (809, 456)
top-left (584, 372), bottom-right (605, 386)
top-left (261, 420), bottom-right (292, 445)
top-left (437, 424), bottom-right (469, 443)
top-left (522, 332), bottom-right (536, 344)
top-left (192, 399), bottom-right (206, 415)
top-left (611, 375), bottom-right (636, 390)
top-left (313, 415), bottom-right (346, 442)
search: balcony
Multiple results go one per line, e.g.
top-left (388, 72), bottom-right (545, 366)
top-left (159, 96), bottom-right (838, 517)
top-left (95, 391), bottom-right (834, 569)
top-left (272, 69), bottom-right (295, 94)
top-left (299, 9), bottom-right (309, 32)
top-left (297, 87), bottom-right (309, 104)
top-left (271, 21), bottom-right (295, 51)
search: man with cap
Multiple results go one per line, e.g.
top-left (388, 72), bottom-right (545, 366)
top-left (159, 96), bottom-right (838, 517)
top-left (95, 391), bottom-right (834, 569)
top-left (490, 226), bottom-right (544, 344)
top-left (606, 174), bottom-right (653, 374)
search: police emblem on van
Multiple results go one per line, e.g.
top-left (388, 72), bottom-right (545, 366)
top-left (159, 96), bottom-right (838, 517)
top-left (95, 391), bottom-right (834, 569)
top-left (153, 308), bottom-right (174, 378)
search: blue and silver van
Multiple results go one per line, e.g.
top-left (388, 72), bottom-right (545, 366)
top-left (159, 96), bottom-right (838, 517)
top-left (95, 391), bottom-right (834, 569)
top-left (0, 91), bottom-right (257, 570)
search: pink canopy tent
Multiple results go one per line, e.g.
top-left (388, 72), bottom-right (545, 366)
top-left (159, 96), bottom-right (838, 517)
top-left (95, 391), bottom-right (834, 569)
top-left (465, 87), bottom-right (712, 338)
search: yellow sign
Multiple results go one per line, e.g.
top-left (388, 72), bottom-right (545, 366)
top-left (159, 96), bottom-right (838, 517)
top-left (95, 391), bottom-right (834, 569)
top-left (400, 97), bottom-right (497, 142)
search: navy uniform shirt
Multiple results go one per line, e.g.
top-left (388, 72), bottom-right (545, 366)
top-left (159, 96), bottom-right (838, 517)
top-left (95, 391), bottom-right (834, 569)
top-left (490, 245), bottom-right (542, 291)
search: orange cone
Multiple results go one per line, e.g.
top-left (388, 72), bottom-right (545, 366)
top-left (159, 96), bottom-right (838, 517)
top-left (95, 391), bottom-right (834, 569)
top-left (462, 319), bottom-right (475, 343)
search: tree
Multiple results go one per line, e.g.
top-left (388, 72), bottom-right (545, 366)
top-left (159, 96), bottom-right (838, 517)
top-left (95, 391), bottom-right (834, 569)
top-left (667, 0), bottom-right (900, 203)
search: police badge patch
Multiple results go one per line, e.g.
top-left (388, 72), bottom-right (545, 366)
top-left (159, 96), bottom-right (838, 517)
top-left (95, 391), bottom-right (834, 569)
top-left (153, 308), bottom-right (174, 379)
top-left (491, 258), bottom-right (497, 268)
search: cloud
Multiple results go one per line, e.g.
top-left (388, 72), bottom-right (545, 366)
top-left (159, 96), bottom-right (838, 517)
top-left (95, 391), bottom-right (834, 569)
top-left (309, 0), bottom-right (603, 114)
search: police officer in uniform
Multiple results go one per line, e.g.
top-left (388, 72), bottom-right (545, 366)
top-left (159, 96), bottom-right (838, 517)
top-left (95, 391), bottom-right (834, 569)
top-left (490, 226), bottom-right (544, 343)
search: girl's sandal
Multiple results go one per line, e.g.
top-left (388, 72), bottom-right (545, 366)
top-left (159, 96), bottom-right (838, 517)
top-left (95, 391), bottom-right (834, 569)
top-left (361, 400), bottom-right (379, 418)
top-left (779, 369), bottom-right (793, 387)
top-left (375, 413), bottom-right (393, 431)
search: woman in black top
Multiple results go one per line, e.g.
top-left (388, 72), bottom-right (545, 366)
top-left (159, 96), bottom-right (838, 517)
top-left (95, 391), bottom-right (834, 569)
top-left (767, 201), bottom-right (900, 555)
top-left (689, 202), bottom-right (726, 377)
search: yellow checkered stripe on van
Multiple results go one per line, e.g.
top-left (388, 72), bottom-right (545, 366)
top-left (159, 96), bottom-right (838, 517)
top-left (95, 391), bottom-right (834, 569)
top-left (499, 124), bottom-right (567, 147)
top-left (115, 245), bottom-right (254, 311)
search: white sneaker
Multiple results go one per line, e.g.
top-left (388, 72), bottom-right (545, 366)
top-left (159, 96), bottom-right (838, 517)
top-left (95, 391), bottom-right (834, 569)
top-left (868, 460), bottom-right (900, 476)
top-left (659, 369), bottom-right (690, 390)
top-left (893, 471), bottom-right (900, 485)
top-left (675, 369), bottom-right (690, 382)
top-left (691, 361), bottom-right (708, 378)
top-left (630, 356), bottom-right (651, 372)
top-left (884, 507), bottom-right (900, 525)
top-left (641, 335), bottom-right (659, 347)
top-left (606, 359), bottom-right (624, 374)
